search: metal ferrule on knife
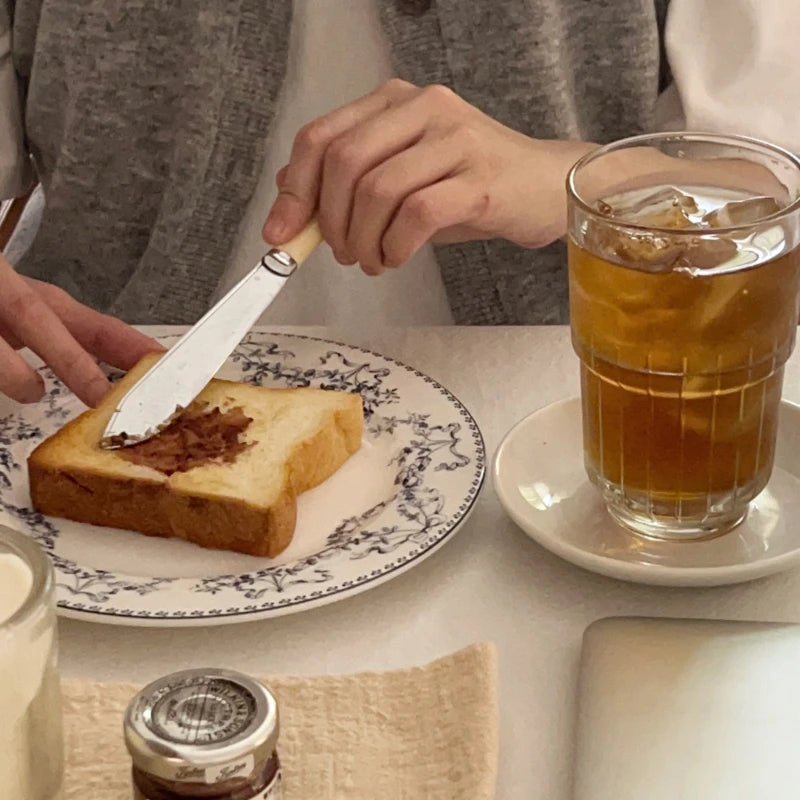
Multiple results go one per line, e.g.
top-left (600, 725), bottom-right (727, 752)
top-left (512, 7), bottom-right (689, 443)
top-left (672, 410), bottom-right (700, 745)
top-left (260, 249), bottom-right (298, 278)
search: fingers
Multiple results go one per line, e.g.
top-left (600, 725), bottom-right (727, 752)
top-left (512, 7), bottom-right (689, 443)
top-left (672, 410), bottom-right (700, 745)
top-left (0, 268), bottom-right (110, 407)
top-left (344, 134), bottom-right (467, 272)
top-left (274, 165), bottom-right (289, 190)
top-left (381, 174), bottom-right (491, 268)
top-left (319, 86), bottom-right (473, 263)
top-left (318, 95), bottom-right (446, 262)
top-left (0, 320), bottom-right (23, 350)
top-left (264, 81), bottom-right (536, 275)
top-left (0, 336), bottom-right (44, 403)
top-left (262, 79), bottom-right (415, 245)
top-left (0, 273), bottom-right (162, 406)
top-left (27, 278), bottom-right (164, 369)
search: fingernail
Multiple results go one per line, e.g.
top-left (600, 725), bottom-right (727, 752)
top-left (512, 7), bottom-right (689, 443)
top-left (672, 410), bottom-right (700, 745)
top-left (86, 376), bottom-right (110, 408)
top-left (263, 209), bottom-right (285, 243)
top-left (142, 336), bottom-right (166, 354)
top-left (335, 251), bottom-right (356, 266)
top-left (19, 379), bottom-right (45, 404)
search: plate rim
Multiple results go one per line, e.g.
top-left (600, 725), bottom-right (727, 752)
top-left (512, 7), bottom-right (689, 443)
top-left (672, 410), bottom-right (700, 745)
top-left (493, 395), bottom-right (800, 587)
top-left (4, 330), bottom-right (486, 625)
top-left (55, 504), bottom-right (480, 627)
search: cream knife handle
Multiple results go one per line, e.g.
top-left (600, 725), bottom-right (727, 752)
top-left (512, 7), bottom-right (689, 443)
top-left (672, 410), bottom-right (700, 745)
top-left (277, 218), bottom-right (323, 266)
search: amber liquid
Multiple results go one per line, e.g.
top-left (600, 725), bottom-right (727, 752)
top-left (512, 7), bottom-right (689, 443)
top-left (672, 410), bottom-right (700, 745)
top-left (569, 236), bottom-right (800, 532)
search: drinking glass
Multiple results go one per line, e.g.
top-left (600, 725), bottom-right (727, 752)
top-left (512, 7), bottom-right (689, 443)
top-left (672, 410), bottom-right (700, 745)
top-left (567, 133), bottom-right (800, 539)
top-left (0, 524), bottom-right (63, 798)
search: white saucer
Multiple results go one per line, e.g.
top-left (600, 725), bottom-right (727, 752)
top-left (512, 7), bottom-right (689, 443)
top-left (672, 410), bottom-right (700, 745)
top-left (494, 396), bottom-right (800, 587)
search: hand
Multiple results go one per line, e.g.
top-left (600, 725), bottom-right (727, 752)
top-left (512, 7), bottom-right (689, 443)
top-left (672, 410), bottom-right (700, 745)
top-left (0, 255), bottom-right (163, 406)
top-left (263, 79), bottom-right (595, 275)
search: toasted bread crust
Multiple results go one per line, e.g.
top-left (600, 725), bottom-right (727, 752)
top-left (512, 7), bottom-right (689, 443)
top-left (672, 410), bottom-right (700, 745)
top-left (27, 366), bottom-right (363, 557)
top-left (28, 457), bottom-right (298, 557)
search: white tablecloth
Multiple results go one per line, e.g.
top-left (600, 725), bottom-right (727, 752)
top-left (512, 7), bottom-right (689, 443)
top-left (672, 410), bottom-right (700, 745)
top-left (58, 326), bottom-right (800, 800)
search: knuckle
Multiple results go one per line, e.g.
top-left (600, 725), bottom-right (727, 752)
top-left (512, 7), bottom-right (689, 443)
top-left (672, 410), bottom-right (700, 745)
top-left (317, 213), bottom-right (334, 237)
top-left (327, 137), bottom-right (361, 173)
top-left (456, 123), bottom-right (483, 150)
top-left (46, 284), bottom-right (70, 306)
top-left (58, 346), bottom-right (90, 377)
top-left (422, 83), bottom-right (458, 107)
top-left (381, 240), bottom-right (404, 269)
top-left (275, 165), bottom-right (290, 189)
top-left (84, 316), bottom-right (113, 356)
top-left (1, 287), bottom-right (36, 322)
top-left (357, 171), bottom-right (394, 205)
top-left (295, 120), bottom-right (330, 154)
top-left (404, 191), bottom-right (439, 227)
top-left (318, 217), bottom-right (342, 251)
top-left (34, 280), bottom-right (71, 311)
top-left (383, 77), bottom-right (414, 95)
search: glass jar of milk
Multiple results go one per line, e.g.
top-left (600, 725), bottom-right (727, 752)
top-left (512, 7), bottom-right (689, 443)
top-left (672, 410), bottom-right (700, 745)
top-left (0, 523), bottom-right (63, 799)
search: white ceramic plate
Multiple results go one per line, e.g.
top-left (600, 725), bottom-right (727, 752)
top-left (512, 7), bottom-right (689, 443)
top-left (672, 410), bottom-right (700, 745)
top-left (0, 332), bottom-right (485, 625)
top-left (494, 396), bottom-right (800, 587)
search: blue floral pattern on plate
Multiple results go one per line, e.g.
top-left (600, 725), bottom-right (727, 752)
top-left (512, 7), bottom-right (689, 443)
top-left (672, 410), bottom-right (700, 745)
top-left (0, 332), bottom-right (485, 626)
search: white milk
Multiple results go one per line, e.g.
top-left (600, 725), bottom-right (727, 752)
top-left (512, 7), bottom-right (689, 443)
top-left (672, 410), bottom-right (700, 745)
top-left (0, 552), bottom-right (63, 799)
top-left (0, 552), bottom-right (33, 623)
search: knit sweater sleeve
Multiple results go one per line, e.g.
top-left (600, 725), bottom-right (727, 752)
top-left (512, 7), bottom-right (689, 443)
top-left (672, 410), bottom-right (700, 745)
top-left (0, 1), bottom-right (33, 199)
top-left (665, 0), bottom-right (800, 155)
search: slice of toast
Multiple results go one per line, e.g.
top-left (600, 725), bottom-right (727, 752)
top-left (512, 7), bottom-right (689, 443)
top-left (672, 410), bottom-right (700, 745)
top-left (28, 354), bottom-right (363, 557)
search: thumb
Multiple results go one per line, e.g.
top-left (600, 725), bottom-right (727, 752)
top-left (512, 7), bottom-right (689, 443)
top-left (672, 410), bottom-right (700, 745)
top-left (263, 165), bottom-right (316, 245)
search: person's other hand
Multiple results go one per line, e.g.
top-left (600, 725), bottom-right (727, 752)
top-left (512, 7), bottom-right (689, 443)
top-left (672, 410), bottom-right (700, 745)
top-left (262, 79), bottom-right (595, 275)
top-left (0, 256), bottom-right (163, 406)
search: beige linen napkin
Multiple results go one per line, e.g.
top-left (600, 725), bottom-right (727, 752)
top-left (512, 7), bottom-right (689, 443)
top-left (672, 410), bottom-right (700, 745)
top-left (62, 643), bottom-right (498, 799)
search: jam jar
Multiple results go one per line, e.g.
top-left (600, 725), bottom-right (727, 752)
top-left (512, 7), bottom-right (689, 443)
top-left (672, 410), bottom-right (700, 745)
top-left (124, 668), bottom-right (281, 800)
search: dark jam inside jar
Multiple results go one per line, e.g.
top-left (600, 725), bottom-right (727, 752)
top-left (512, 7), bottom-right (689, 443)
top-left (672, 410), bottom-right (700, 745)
top-left (132, 753), bottom-right (280, 800)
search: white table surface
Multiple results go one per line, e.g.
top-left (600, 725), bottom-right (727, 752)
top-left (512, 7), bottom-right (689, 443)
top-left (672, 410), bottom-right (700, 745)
top-left (58, 325), bottom-right (800, 800)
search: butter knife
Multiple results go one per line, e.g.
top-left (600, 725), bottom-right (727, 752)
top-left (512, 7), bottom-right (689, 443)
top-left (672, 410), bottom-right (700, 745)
top-left (100, 219), bottom-right (323, 449)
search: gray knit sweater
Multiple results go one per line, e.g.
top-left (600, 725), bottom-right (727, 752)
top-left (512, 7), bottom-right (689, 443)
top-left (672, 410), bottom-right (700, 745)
top-left (7, 0), bottom-right (669, 325)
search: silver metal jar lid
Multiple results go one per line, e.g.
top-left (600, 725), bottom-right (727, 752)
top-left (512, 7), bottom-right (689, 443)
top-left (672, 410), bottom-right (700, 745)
top-left (124, 668), bottom-right (279, 785)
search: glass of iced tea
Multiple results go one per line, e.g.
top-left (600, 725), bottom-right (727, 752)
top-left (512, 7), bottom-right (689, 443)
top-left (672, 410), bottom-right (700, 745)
top-left (567, 133), bottom-right (800, 540)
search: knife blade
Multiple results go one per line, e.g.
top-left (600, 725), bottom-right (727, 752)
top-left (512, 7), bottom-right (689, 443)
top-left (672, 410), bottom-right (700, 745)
top-left (100, 219), bottom-right (322, 449)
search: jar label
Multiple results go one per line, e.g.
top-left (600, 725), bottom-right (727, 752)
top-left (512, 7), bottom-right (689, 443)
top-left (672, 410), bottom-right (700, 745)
top-left (134, 767), bottom-right (282, 799)
top-left (203, 754), bottom-right (256, 784)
